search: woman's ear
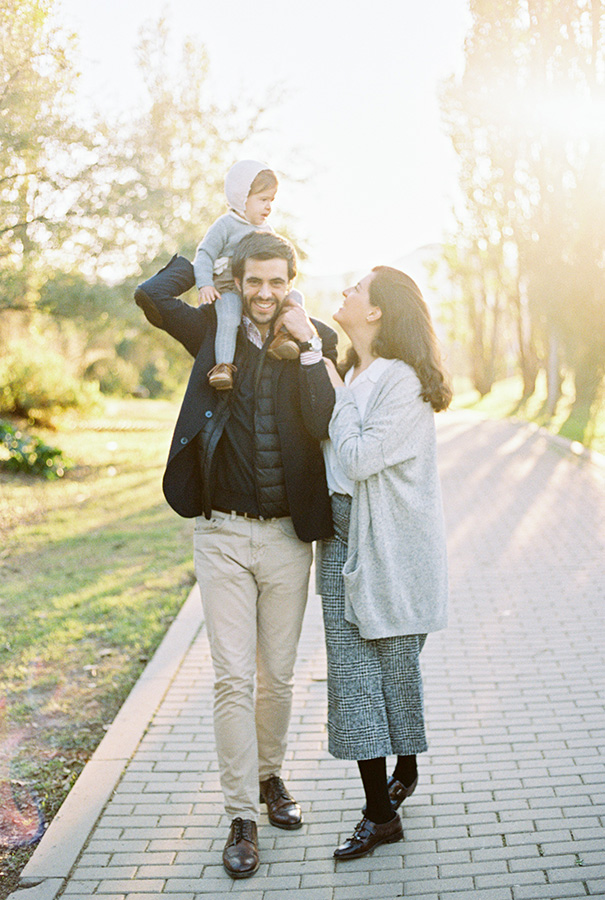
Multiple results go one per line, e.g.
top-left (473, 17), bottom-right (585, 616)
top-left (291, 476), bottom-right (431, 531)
top-left (366, 306), bottom-right (382, 323)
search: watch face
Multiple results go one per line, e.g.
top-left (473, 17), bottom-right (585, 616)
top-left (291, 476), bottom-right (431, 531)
top-left (310, 335), bottom-right (322, 352)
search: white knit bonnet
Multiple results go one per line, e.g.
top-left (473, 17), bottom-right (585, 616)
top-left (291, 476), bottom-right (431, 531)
top-left (224, 159), bottom-right (272, 217)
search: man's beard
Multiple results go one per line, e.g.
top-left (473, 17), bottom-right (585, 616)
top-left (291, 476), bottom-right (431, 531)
top-left (244, 294), bottom-right (282, 328)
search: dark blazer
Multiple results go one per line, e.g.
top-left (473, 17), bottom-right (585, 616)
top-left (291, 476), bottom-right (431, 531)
top-left (135, 291), bottom-right (338, 543)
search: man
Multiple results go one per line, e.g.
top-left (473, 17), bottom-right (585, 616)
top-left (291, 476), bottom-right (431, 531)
top-left (134, 232), bottom-right (337, 879)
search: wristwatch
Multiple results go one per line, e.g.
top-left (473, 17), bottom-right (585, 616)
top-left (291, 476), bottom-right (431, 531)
top-left (298, 333), bottom-right (323, 353)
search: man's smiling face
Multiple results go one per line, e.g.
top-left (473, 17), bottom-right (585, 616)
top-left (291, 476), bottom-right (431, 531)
top-left (236, 257), bottom-right (292, 339)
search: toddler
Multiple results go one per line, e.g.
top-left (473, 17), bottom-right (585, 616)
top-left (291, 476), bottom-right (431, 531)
top-left (193, 159), bottom-right (302, 390)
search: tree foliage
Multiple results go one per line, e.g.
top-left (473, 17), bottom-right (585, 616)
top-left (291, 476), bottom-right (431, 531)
top-left (1, 0), bottom-right (274, 412)
top-left (0, 0), bottom-right (97, 308)
top-left (442, 0), bottom-right (605, 413)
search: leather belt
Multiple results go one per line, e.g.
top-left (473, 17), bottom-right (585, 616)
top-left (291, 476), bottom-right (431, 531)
top-left (213, 508), bottom-right (286, 521)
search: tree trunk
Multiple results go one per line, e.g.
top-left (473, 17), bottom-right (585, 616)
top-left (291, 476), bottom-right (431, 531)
top-left (572, 353), bottom-right (604, 413)
top-left (545, 332), bottom-right (562, 417)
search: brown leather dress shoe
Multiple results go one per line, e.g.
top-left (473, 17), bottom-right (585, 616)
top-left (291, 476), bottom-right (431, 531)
top-left (334, 813), bottom-right (403, 860)
top-left (222, 817), bottom-right (259, 879)
top-left (259, 774), bottom-right (303, 830)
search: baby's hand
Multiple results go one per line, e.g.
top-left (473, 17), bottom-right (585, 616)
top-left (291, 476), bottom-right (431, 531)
top-left (198, 285), bottom-right (221, 305)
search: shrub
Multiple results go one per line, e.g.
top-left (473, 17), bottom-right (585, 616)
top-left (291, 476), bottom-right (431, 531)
top-left (0, 341), bottom-right (103, 425)
top-left (0, 420), bottom-right (72, 479)
top-left (139, 358), bottom-right (180, 398)
top-left (84, 357), bottom-right (140, 396)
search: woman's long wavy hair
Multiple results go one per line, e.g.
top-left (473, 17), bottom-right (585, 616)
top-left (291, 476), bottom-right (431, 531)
top-left (339, 266), bottom-right (452, 412)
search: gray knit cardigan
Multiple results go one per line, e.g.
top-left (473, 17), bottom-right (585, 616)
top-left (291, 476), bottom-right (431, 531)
top-left (328, 359), bottom-right (448, 640)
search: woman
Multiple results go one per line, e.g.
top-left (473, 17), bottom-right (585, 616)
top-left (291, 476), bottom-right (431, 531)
top-left (320, 266), bottom-right (452, 860)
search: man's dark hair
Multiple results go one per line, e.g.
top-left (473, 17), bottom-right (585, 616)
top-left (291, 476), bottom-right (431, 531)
top-left (231, 231), bottom-right (297, 283)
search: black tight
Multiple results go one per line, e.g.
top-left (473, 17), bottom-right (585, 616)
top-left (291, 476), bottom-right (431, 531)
top-left (393, 754), bottom-right (417, 787)
top-left (357, 757), bottom-right (392, 824)
top-left (357, 755), bottom-right (418, 824)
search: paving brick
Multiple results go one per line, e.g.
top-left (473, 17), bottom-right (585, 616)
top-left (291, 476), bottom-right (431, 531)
top-left (127, 895), bottom-right (194, 900)
top-left (507, 829), bottom-right (571, 845)
top-left (399, 874), bottom-right (475, 894)
top-left (76, 852), bottom-right (111, 866)
top-left (476, 871), bottom-right (548, 888)
top-left (74, 867), bottom-right (136, 880)
top-left (268, 891), bottom-right (333, 900)
top-left (402, 824), bottom-right (468, 842)
top-left (190, 894), bottom-right (262, 900)
top-left (371, 865), bottom-right (415, 883)
top-left (109, 852), bottom-right (176, 866)
top-left (164, 878), bottom-right (225, 893)
top-left (471, 821), bottom-right (536, 836)
top-left (84, 840), bottom-right (150, 855)
top-left (334, 885), bottom-right (404, 898)
top-left (549, 865), bottom-right (604, 882)
top-left (439, 860), bottom-right (507, 878)
top-left (571, 826), bottom-right (605, 840)
top-left (61, 880), bottom-right (101, 894)
top-left (91, 827), bottom-right (125, 840)
top-left (472, 846), bottom-right (542, 862)
top-left (173, 851), bottom-right (218, 866)
top-left (512, 883), bottom-right (590, 899)
top-left (437, 835), bottom-right (504, 851)
top-left (302, 869), bottom-right (369, 887)
top-left (440, 892), bottom-right (512, 900)
top-left (508, 854), bottom-right (576, 871)
top-left (135, 864), bottom-right (202, 879)
top-left (547, 816), bottom-right (602, 831)
top-left (95, 879), bottom-right (165, 893)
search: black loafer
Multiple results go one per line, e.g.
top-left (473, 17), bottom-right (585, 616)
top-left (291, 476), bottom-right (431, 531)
top-left (222, 817), bottom-right (259, 879)
top-left (334, 813), bottom-right (403, 860)
top-left (362, 774), bottom-right (418, 816)
top-left (259, 775), bottom-right (303, 830)
top-left (388, 774), bottom-right (418, 809)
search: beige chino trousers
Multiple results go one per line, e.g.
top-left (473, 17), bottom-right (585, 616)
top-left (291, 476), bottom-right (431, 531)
top-left (193, 510), bottom-right (312, 820)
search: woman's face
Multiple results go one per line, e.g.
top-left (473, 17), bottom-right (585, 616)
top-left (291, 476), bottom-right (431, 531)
top-left (333, 272), bottom-right (377, 331)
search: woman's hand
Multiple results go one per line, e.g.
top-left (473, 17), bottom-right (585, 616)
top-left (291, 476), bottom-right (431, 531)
top-left (323, 357), bottom-right (344, 387)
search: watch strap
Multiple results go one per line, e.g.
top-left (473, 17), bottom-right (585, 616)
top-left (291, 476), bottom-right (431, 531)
top-left (298, 334), bottom-right (322, 353)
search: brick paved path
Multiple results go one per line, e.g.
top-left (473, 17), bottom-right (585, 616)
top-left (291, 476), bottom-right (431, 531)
top-left (16, 411), bottom-right (605, 899)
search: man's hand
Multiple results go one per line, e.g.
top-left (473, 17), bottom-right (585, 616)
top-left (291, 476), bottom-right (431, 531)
top-left (274, 298), bottom-right (317, 342)
top-left (198, 285), bottom-right (221, 305)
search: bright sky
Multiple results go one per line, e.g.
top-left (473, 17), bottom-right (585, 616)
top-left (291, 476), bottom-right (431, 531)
top-left (55, 0), bottom-right (471, 276)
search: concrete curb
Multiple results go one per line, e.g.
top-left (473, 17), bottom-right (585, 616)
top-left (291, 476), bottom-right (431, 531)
top-left (528, 421), bottom-right (605, 468)
top-left (9, 584), bottom-right (203, 899)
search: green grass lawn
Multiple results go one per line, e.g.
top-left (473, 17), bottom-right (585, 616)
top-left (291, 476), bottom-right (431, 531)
top-left (452, 371), bottom-right (605, 456)
top-left (0, 398), bottom-right (195, 897)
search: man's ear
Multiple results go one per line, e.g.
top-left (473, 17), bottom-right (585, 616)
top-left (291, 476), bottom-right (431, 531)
top-left (234, 277), bottom-right (241, 293)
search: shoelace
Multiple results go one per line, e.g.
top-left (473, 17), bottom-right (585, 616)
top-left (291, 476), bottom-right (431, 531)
top-left (231, 817), bottom-right (255, 843)
top-left (264, 775), bottom-right (290, 802)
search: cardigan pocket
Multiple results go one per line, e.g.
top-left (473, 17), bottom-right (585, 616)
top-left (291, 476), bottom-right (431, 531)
top-left (342, 549), bottom-right (363, 598)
